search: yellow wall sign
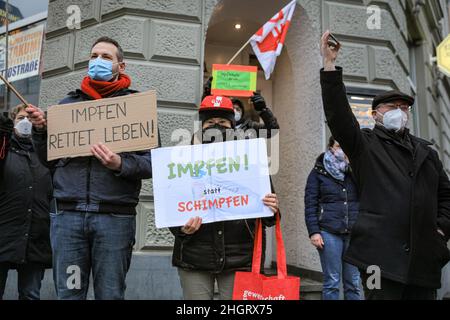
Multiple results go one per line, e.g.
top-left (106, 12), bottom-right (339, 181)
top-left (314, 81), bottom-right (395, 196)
top-left (437, 34), bottom-right (450, 76)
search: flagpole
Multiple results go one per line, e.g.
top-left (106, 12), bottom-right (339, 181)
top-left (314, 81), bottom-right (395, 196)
top-left (226, 37), bottom-right (253, 65)
top-left (4, 0), bottom-right (10, 110)
top-left (0, 74), bottom-right (30, 106)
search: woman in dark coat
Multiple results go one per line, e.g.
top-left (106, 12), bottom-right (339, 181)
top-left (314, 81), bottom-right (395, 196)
top-left (304, 136), bottom-right (361, 300)
top-left (0, 105), bottom-right (52, 300)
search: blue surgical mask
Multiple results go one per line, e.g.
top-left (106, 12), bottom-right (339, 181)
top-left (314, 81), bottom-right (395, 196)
top-left (88, 57), bottom-right (117, 81)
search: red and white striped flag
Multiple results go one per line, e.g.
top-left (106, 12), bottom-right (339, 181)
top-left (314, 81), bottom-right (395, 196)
top-left (250, 0), bottom-right (297, 80)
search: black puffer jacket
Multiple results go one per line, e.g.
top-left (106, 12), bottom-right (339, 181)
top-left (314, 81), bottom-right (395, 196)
top-left (171, 217), bottom-right (275, 273)
top-left (0, 131), bottom-right (52, 267)
top-left (304, 153), bottom-right (359, 237)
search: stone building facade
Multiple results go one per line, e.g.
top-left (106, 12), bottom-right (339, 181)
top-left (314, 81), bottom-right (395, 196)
top-left (5, 0), bottom-right (450, 299)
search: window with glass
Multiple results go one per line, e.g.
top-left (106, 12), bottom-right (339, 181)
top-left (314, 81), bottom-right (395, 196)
top-left (348, 94), bottom-right (375, 129)
top-left (0, 0), bottom-right (48, 112)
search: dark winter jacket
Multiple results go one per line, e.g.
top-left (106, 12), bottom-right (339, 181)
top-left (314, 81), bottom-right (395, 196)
top-left (304, 153), bottom-right (359, 237)
top-left (321, 67), bottom-right (450, 288)
top-left (170, 217), bottom-right (276, 273)
top-left (0, 133), bottom-right (52, 267)
top-left (32, 88), bottom-right (153, 215)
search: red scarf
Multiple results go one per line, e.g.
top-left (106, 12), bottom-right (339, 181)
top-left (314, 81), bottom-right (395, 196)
top-left (0, 136), bottom-right (6, 160)
top-left (81, 74), bottom-right (132, 100)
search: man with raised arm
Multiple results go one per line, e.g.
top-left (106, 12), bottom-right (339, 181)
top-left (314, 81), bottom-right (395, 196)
top-left (319, 31), bottom-right (450, 300)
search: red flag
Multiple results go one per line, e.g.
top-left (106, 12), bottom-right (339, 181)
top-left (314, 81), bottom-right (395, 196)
top-left (250, 0), bottom-right (296, 80)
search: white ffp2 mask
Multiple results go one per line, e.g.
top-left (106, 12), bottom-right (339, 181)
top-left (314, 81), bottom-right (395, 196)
top-left (380, 109), bottom-right (408, 132)
top-left (14, 118), bottom-right (32, 137)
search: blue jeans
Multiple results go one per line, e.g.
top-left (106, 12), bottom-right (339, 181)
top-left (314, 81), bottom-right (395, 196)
top-left (318, 230), bottom-right (361, 300)
top-left (50, 211), bottom-right (136, 300)
top-left (0, 262), bottom-right (45, 300)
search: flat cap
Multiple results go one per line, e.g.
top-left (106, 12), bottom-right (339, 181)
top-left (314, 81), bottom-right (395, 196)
top-left (372, 90), bottom-right (415, 110)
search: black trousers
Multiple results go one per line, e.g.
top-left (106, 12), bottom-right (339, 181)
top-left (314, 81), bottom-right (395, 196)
top-left (360, 271), bottom-right (437, 300)
top-left (0, 262), bottom-right (45, 300)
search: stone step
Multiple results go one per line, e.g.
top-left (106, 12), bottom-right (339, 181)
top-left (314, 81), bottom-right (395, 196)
top-left (263, 270), bottom-right (323, 300)
top-left (299, 277), bottom-right (323, 300)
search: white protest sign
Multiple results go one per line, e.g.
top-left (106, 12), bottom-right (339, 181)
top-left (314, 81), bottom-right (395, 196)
top-left (151, 138), bottom-right (273, 228)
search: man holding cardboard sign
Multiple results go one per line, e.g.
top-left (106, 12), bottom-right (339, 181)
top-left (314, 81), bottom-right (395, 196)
top-left (28, 37), bottom-right (156, 300)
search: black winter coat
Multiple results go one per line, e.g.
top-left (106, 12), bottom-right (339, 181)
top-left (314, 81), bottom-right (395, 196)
top-left (321, 67), bottom-right (450, 288)
top-left (0, 134), bottom-right (52, 267)
top-left (304, 153), bottom-right (359, 237)
top-left (170, 217), bottom-right (275, 273)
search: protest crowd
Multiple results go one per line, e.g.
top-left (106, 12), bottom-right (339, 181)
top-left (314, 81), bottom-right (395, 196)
top-left (0, 1), bottom-right (450, 302)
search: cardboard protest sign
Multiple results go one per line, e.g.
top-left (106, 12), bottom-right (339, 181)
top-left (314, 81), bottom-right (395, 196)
top-left (211, 64), bottom-right (257, 97)
top-left (151, 138), bottom-right (273, 228)
top-left (46, 90), bottom-right (158, 161)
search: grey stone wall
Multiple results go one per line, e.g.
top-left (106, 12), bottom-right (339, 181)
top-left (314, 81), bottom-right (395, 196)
top-left (413, 0), bottom-right (450, 175)
top-left (325, 0), bottom-right (410, 93)
top-left (36, 0), bottom-right (450, 299)
top-left (271, 0), bottom-right (324, 273)
top-left (324, 0), bottom-right (450, 176)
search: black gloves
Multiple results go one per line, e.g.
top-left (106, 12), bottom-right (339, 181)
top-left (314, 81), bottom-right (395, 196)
top-left (251, 92), bottom-right (267, 112)
top-left (202, 76), bottom-right (213, 100)
top-left (0, 113), bottom-right (14, 137)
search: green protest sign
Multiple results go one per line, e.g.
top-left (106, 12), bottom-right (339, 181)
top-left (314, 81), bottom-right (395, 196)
top-left (211, 64), bottom-right (257, 97)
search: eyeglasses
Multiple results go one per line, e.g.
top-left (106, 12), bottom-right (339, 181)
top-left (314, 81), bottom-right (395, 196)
top-left (378, 103), bottom-right (412, 112)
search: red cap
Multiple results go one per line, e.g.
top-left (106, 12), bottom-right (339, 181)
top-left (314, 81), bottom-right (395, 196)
top-left (199, 95), bottom-right (234, 112)
top-left (198, 95), bottom-right (236, 127)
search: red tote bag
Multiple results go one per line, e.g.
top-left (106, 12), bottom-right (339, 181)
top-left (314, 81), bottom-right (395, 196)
top-left (232, 214), bottom-right (300, 300)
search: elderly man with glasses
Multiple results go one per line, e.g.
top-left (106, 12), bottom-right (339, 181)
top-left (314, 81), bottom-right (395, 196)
top-left (318, 31), bottom-right (450, 300)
